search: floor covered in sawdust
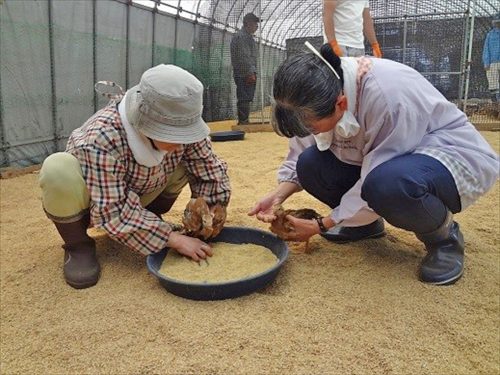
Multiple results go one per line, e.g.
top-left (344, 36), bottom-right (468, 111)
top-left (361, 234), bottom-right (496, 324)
top-left (1, 131), bottom-right (498, 374)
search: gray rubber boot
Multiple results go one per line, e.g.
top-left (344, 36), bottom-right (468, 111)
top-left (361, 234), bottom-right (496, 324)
top-left (415, 211), bottom-right (464, 285)
top-left (53, 215), bottom-right (100, 289)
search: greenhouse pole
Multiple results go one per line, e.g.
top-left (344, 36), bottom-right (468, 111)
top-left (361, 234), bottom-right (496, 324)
top-left (462, 0), bottom-right (476, 114)
top-left (402, 15), bottom-right (408, 65)
top-left (173, 0), bottom-right (181, 65)
top-left (48, 0), bottom-right (59, 153)
top-left (259, 0), bottom-right (264, 124)
top-left (152, 0), bottom-right (158, 66)
top-left (125, 0), bottom-right (131, 89)
top-left (458, 9), bottom-right (470, 107)
top-left (0, 13), bottom-right (7, 167)
top-left (93, 0), bottom-right (97, 112)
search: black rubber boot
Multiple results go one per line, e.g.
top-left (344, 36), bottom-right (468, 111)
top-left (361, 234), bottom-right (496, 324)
top-left (53, 215), bottom-right (100, 289)
top-left (145, 194), bottom-right (178, 219)
top-left (416, 212), bottom-right (464, 285)
top-left (320, 218), bottom-right (386, 243)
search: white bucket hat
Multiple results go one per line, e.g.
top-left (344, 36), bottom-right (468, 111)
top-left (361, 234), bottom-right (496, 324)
top-left (124, 64), bottom-right (210, 144)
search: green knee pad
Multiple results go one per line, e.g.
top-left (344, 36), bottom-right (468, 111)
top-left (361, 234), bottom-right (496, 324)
top-left (39, 152), bottom-right (90, 221)
top-left (40, 153), bottom-right (189, 220)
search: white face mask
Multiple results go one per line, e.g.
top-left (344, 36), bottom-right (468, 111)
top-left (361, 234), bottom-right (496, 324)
top-left (335, 110), bottom-right (360, 138)
top-left (313, 131), bottom-right (334, 151)
top-left (312, 110), bottom-right (360, 151)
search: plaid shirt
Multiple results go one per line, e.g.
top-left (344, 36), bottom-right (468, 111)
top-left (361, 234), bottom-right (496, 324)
top-left (66, 100), bottom-right (231, 255)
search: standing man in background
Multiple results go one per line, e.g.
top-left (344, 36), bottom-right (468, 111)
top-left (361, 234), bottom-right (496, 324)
top-left (230, 12), bottom-right (260, 125)
top-left (323, 0), bottom-right (382, 58)
top-left (482, 13), bottom-right (500, 103)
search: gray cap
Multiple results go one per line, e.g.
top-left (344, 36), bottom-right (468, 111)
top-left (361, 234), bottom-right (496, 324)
top-left (124, 64), bottom-right (210, 144)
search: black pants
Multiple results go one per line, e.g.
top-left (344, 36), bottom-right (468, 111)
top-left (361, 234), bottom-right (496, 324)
top-left (234, 76), bottom-right (256, 123)
top-left (296, 146), bottom-right (461, 233)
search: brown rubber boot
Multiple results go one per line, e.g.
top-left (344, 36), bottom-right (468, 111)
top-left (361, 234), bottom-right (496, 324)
top-left (53, 215), bottom-right (100, 289)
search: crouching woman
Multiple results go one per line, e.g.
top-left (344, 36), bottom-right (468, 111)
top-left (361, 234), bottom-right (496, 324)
top-left (249, 44), bottom-right (498, 285)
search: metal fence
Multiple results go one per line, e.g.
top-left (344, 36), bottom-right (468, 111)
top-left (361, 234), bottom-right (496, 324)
top-left (0, 0), bottom-right (498, 168)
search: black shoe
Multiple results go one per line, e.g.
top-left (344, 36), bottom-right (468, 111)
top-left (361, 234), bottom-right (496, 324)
top-left (320, 218), bottom-right (385, 243)
top-left (418, 221), bottom-right (464, 285)
top-left (237, 120), bottom-right (250, 125)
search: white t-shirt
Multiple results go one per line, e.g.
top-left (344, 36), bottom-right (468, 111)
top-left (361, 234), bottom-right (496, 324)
top-left (324, 0), bottom-right (369, 49)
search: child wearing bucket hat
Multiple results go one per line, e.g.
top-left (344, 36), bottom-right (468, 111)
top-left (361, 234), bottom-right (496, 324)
top-left (39, 64), bottom-right (231, 289)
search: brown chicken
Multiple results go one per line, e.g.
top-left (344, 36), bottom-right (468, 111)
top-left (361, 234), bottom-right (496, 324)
top-left (210, 203), bottom-right (227, 238)
top-left (182, 197), bottom-right (226, 240)
top-left (270, 205), bottom-right (321, 253)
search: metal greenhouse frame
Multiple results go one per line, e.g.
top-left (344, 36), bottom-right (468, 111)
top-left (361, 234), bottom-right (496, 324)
top-left (0, 0), bottom-right (498, 167)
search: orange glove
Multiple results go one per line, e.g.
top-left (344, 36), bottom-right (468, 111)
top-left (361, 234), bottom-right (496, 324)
top-left (371, 42), bottom-right (382, 58)
top-left (329, 39), bottom-right (343, 57)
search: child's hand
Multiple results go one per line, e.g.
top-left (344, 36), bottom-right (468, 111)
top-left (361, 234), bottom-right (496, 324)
top-left (166, 232), bottom-right (213, 262)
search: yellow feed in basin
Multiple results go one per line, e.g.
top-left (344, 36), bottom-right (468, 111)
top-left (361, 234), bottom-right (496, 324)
top-left (160, 242), bottom-right (278, 283)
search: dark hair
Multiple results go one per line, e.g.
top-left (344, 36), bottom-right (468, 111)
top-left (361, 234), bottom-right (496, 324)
top-left (272, 43), bottom-right (344, 138)
top-left (243, 13), bottom-right (260, 26)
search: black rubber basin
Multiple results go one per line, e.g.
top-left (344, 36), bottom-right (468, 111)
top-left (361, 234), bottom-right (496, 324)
top-left (209, 130), bottom-right (245, 142)
top-left (146, 226), bottom-right (289, 301)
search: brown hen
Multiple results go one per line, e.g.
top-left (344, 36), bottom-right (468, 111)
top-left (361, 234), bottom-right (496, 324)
top-left (211, 203), bottom-right (227, 238)
top-left (182, 197), bottom-right (226, 240)
top-left (270, 205), bottom-right (321, 253)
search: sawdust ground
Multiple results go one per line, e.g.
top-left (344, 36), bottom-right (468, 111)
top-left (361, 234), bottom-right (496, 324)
top-left (1, 132), bottom-right (499, 375)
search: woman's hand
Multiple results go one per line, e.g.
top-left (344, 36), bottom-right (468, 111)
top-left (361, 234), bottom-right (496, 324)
top-left (248, 192), bottom-right (283, 222)
top-left (248, 182), bottom-right (301, 223)
top-left (279, 215), bottom-right (320, 241)
top-left (166, 231), bottom-right (213, 261)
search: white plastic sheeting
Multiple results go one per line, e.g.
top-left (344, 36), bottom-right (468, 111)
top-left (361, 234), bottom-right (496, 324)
top-left (1, 0), bottom-right (498, 167)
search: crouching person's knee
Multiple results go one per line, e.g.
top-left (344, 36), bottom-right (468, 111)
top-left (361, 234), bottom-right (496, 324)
top-left (362, 164), bottom-right (414, 220)
top-left (296, 146), bottom-right (322, 190)
top-left (361, 167), bottom-right (393, 216)
top-left (39, 152), bottom-right (90, 220)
